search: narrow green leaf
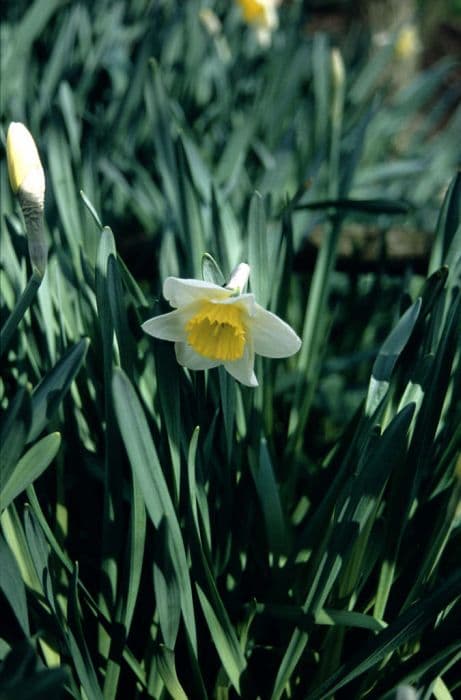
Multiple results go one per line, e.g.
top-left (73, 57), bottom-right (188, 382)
top-left (317, 609), bottom-right (386, 632)
top-left (288, 213), bottom-right (343, 448)
top-left (107, 254), bottom-right (135, 377)
top-left (308, 569), bottom-right (461, 700)
top-left (80, 189), bottom-right (103, 230)
top-left (123, 474), bottom-right (146, 632)
top-left (0, 504), bottom-right (41, 593)
top-left (3, 0), bottom-right (63, 100)
top-left (312, 32), bottom-right (331, 152)
top-left (1, 433), bottom-right (61, 513)
top-left (176, 142), bottom-right (207, 276)
top-left (47, 126), bottom-right (83, 255)
top-left (25, 487), bottom-right (148, 690)
top-left (24, 507), bottom-right (57, 612)
top-left (37, 6), bottom-right (80, 118)
top-left (112, 368), bottom-right (197, 652)
top-left (350, 42), bottom-right (395, 104)
top-left (408, 290), bottom-right (461, 489)
top-left (0, 272), bottom-right (42, 359)
top-left (196, 584), bottom-right (246, 694)
top-left (28, 338), bottom-right (89, 442)
top-left (0, 387), bottom-right (31, 486)
top-left (365, 298), bottom-right (421, 416)
top-left (37, 265), bottom-right (57, 363)
top-left (153, 520), bottom-right (182, 649)
top-left (0, 659), bottom-right (67, 700)
top-left (58, 80), bottom-right (81, 162)
top-left (429, 171), bottom-right (461, 272)
top-left (179, 132), bottom-right (212, 203)
top-left (418, 266), bottom-right (449, 320)
top-left (215, 120), bottom-right (254, 190)
top-left (97, 230), bottom-right (129, 658)
top-left (250, 438), bottom-right (287, 557)
top-left (273, 404), bottom-right (415, 700)
top-left (248, 192), bottom-right (270, 307)
top-left (187, 435), bottom-right (247, 692)
top-left (156, 647), bottom-right (189, 700)
top-left (218, 366), bottom-right (236, 461)
top-left (432, 676), bottom-right (455, 700)
top-left (67, 565), bottom-right (104, 700)
top-left (146, 60), bottom-right (179, 217)
top-left (154, 339), bottom-right (182, 503)
top-left (254, 603), bottom-right (385, 633)
top-left (0, 535), bottom-right (30, 634)
top-left (187, 427), bottom-right (201, 538)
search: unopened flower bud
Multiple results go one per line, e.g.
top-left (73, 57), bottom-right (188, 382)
top-left (331, 48), bottom-right (345, 91)
top-left (6, 122), bottom-right (47, 276)
top-left (199, 8), bottom-right (222, 37)
top-left (226, 263), bottom-right (250, 294)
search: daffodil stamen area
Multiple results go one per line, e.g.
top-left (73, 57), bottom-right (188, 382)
top-left (186, 301), bottom-right (246, 361)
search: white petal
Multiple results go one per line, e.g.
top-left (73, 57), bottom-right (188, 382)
top-left (163, 277), bottom-right (230, 308)
top-left (224, 344), bottom-right (258, 387)
top-left (251, 305), bottom-right (302, 358)
top-left (175, 342), bottom-right (220, 371)
top-left (142, 309), bottom-right (188, 342)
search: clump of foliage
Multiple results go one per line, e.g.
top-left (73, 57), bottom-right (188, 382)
top-left (1, 1), bottom-right (460, 699)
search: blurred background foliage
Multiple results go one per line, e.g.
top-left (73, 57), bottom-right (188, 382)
top-left (1, 1), bottom-right (460, 699)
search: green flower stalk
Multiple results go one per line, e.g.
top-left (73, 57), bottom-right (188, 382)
top-left (6, 122), bottom-right (47, 277)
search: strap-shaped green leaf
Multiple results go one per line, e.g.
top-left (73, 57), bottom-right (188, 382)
top-left (1, 433), bottom-right (61, 513)
top-left (365, 298), bottom-right (421, 416)
top-left (112, 368), bottom-right (197, 652)
top-left (28, 338), bottom-right (89, 442)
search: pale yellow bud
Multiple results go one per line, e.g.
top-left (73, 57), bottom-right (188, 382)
top-left (199, 8), bottom-right (222, 37)
top-left (6, 122), bottom-right (47, 276)
top-left (6, 122), bottom-right (45, 200)
top-left (227, 263), bottom-right (250, 293)
top-left (331, 48), bottom-right (345, 91)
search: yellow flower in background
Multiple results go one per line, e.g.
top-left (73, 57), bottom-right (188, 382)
top-left (142, 263), bottom-right (301, 387)
top-left (6, 122), bottom-right (47, 276)
top-left (236, 0), bottom-right (280, 47)
top-left (238, 0), bottom-right (267, 24)
top-left (394, 25), bottom-right (421, 60)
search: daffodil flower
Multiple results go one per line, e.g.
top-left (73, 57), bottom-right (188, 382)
top-left (236, 0), bottom-right (280, 47)
top-left (142, 263), bottom-right (301, 387)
